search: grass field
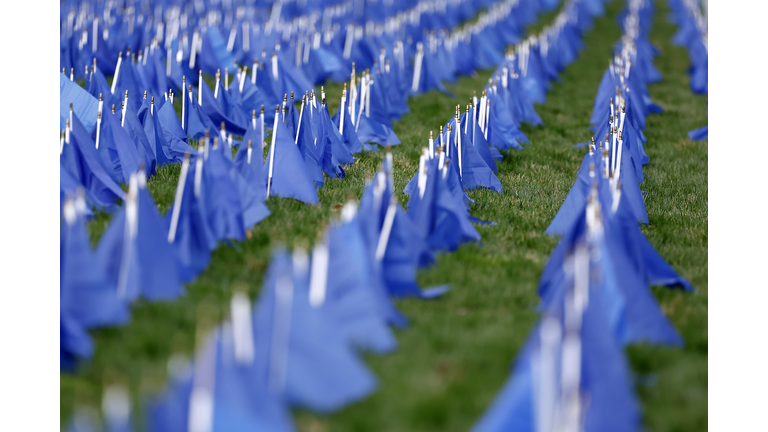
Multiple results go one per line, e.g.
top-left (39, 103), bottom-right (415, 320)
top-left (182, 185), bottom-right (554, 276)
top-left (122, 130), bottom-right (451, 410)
top-left (60, 0), bottom-right (708, 430)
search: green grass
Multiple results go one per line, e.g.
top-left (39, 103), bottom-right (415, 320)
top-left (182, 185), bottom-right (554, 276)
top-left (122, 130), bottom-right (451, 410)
top-left (60, 0), bottom-right (707, 430)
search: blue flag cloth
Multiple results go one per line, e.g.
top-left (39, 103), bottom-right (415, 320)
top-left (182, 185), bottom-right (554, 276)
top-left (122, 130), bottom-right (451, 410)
top-left (201, 144), bottom-right (247, 242)
top-left (358, 169), bottom-right (448, 299)
top-left (199, 27), bottom-right (238, 75)
top-left (540, 184), bottom-right (684, 347)
top-left (199, 77), bottom-right (248, 135)
top-left (321, 103), bottom-right (355, 165)
top-left (216, 80), bottom-right (251, 134)
top-left (293, 101), bottom-right (326, 189)
top-left (93, 108), bottom-right (141, 185)
top-left (310, 221), bottom-right (399, 354)
top-left (688, 125), bottom-right (707, 141)
top-left (233, 142), bottom-right (271, 229)
top-left (68, 113), bottom-right (126, 208)
top-left (149, 98), bottom-right (181, 142)
top-left (364, 72), bottom-right (395, 128)
top-left (312, 103), bottom-right (350, 179)
top-left (272, 52), bottom-right (315, 99)
top-left (86, 66), bottom-right (120, 110)
top-left (122, 99), bottom-right (157, 176)
top-left (137, 49), bottom-right (170, 101)
top-left (154, 319), bottom-right (295, 432)
top-left (546, 142), bottom-right (648, 236)
top-left (332, 95), bottom-right (374, 153)
top-left (229, 76), bottom-right (274, 125)
top-left (138, 98), bottom-right (197, 166)
top-left (473, 193), bottom-right (644, 431)
top-left (496, 63), bottom-right (543, 126)
top-left (60, 199), bottom-right (116, 371)
top-left (313, 115), bottom-right (346, 180)
top-left (209, 326), bottom-right (298, 432)
top-left (61, 308), bottom-right (94, 371)
top-left (376, 63), bottom-right (411, 121)
top-left (470, 304), bottom-right (641, 432)
top-left (485, 97), bottom-right (525, 151)
top-left (262, 117), bottom-right (320, 204)
top-left (255, 62), bottom-right (282, 113)
top-left (96, 175), bottom-right (185, 303)
top-left (183, 91), bottom-right (219, 140)
top-left (351, 190), bottom-right (412, 328)
top-left (607, 190), bottom-right (694, 292)
top-left (411, 46), bottom-right (454, 97)
top-left (407, 157), bottom-right (481, 252)
top-left (110, 59), bottom-right (143, 115)
top-left (164, 157), bottom-right (218, 283)
top-left (145, 360), bottom-right (194, 432)
top-left (247, 249), bottom-right (379, 412)
top-left (60, 163), bottom-right (92, 218)
top-left (467, 116), bottom-right (500, 173)
top-left (354, 112), bottom-right (395, 148)
top-left (61, 199), bottom-right (130, 330)
top-left (304, 44), bottom-right (345, 85)
top-left (457, 117), bottom-right (503, 192)
top-left (61, 74), bottom-right (99, 132)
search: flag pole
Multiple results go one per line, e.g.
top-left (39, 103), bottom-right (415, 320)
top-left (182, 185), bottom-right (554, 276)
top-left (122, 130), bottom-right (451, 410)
top-left (110, 52), bottom-right (122, 94)
top-left (168, 153), bottom-right (191, 243)
top-left (295, 95), bottom-right (305, 145)
top-left (181, 76), bottom-right (186, 131)
top-left (267, 105), bottom-right (280, 198)
top-left (339, 84), bottom-right (346, 135)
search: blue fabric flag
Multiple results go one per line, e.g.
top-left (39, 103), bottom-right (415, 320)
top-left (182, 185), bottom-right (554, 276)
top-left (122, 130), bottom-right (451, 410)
top-left (149, 98), bottom-right (182, 143)
top-left (199, 27), bottom-right (238, 75)
top-left (61, 200), bottom-right (130, 329)
top-left (61, 308), bottom-right (94, 371)
top-left (61, 74), bottom-right (99, 132)
top-left (164, 157), bottom-right (218, 283)
top-left (96, 175), bottom-right (185, 302)
top-left (262, 117), bottom-right (320, 204)
top-left (122, 99), bottom-right (157, 175)
top-left (470, 305), bottom-right (641, 432)
top-left (86, 66), bottom-right (120, 110)
top-left (457, 117), bottom-right (503, 192)
top-left (183, 91), bottom-right (219, 140)
top-left (138, 98), bottom-right (197, 166)
top-left (68, 113), bottom-right (126, 208)
top-left (332, 95), bottom-right (373, 153)
top-left (407, 157), bottom-right (481, 252)
top-left (199, 77), bottom-right (248, 135)
top-left (358, 168), bottom-right (450, 299)
top-left (294, 101), bottom-right (326, 189)
top-left (539, 185), bottom-right (684, 346)
top-left (688, 125), bottom-right (707, 141)
top-left (311, 221), bottom-right (399, 354)
top-left (201, 144), bottom-right (247, 242)
top-left (233, 142), bottom-right (271, 229)
top-left (93, 109), bottom-right (141, 185)
top-left (248, 249), bottom-right (379, 412)
top-left (145, 362), bottom-right (194, 432)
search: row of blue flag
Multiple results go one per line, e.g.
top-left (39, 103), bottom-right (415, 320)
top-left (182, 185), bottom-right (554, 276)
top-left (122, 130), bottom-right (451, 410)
top-left (470, 1), bottom-right (697, 431)
top-left (60, 0), bottom-right (571, 218)
top-left (669, 0), bottom-right (707, 141)
top-left (61, 0), bottom-right (561, 131)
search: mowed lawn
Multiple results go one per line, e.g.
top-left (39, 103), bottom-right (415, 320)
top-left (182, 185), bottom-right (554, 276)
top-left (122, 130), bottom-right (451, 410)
top-left (60, 0), bottom-right (707, 430)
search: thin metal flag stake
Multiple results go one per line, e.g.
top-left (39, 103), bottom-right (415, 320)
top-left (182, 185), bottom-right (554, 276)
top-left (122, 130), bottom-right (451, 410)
top-left (267, 106), bottom-right (280, 197)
